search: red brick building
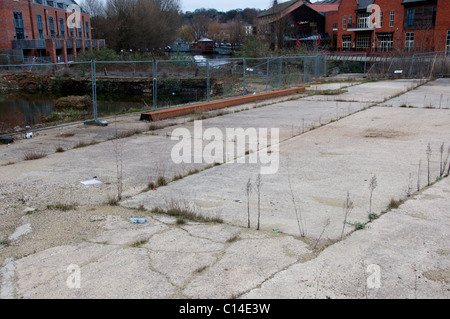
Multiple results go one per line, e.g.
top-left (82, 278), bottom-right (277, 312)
top-left (0, 0), bottom-right (105, 63)
top-left (332, 0), bottom-right (450, 53)
top-left (258, 0), bottom-right (450, 53)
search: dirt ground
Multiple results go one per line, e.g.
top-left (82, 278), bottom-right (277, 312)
top-left (0, 78), bottom-right (449, 299)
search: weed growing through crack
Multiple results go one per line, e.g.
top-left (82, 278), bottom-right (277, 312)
top-left (340, 191), bottom-right (354, 240)
top-left (368, 174), bottom-right (377, 215)
top-left (426, 143), bottom-right (432, 186)
top-left (245, 177), bottom-right (252, 228)
top-left (23, 150), bottom-right (47, 160)
top-left (151, 199), bottom-right (223, 224)
top-left (46, 203), bottom-right (78, 211)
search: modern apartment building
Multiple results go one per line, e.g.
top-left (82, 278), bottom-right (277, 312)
top-left (257, 0), bottom-right (450, 53)
top-left (0, 0), bottom-right (105, 63)
top-left (330, 0), bottom-right (450, 53)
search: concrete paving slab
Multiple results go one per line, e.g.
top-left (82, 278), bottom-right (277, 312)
top-left (303, 79), bottom-right (422, 103)
top-left (242, 176), bottom-right (450, 299)
top-left (123, 107), bottom-right (450, 242)
top-left (379, 78), bottom-right (450, 109)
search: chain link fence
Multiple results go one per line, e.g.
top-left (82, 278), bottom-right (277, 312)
top-left (2, 51), bottom-right (442, 133)
top-left (367, 51), bottom-right (450, 79)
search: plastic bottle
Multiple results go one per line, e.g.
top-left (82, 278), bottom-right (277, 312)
top-left (130, 218), bottom-right (147, 223)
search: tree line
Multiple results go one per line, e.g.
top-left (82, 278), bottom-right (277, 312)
top-left (79, 0), bottom-right (261, 53)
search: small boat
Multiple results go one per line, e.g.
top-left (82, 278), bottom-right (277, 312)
top-left (190, 38), bottom-right (214, 54)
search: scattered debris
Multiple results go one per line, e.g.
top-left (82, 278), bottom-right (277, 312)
top-left (80, 179), bottom-right (102, 186)
top-left (0, 137), bottom-right (14, 144)
top-left (130, 218), bottom-right (147, 223)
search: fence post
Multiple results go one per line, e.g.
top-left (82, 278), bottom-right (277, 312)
top-left (266, 57), bottom-right (269, 91)
top-left (92, 59), bottom-right (97, 122)
top-left (315, 54), bottom-right (318, 80)
top-left (303, 56), bottom-right (306, 83)
top-left (243, 57), bottom-right (246, 96)
top-left (207, 59), bottom-right (210, 102)
top-left (364, 52), bottom-right (367, 74)
top-left (153, 60), bottom-right (158, 110)
top-left (278, 56), bottom-right (282, 88)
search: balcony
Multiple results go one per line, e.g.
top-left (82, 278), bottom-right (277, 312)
top-left (12, 39), bottom-right (46, 49)
top-left (347, 22), bottom-right (375, 32)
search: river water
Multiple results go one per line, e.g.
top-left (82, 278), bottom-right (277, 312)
top-left (0, 93), bottom-right (147, 132)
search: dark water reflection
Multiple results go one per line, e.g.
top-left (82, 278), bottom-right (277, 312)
top-left (0, 94), bottom-right (148, 131)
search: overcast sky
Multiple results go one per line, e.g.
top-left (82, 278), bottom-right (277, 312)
top-left (180, 0), bottom-right (277, 12)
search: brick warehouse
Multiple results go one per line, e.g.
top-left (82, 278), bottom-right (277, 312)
top-left (258, 0), bottom-right (450, 53)
top-left (0, 0), bottom-right (105, 63)
top-left (332, 0), bottom-right (450, 53)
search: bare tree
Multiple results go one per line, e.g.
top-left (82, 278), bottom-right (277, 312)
top-left (368, 174), bottom-right (377, 214)
top-left (341, 191), bottom-right (354, 240)
top-left (255, 173), bottom-right (263, 230)
top-left (287, 164), bottom-right (306, 237)
top-left (245, 178), bottom-right (252, 228)
top-left (426, 143), bottom-right (432, 186)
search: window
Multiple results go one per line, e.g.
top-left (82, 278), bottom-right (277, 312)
top-left (407, 9), bottom-right (414, 26)
top-left (390, 10), bottom-right (395, 27)
top-left (37, 14), bottom-right (44, 39)
top-left (13, 11), bottom-right (25, 39)
top-left (357, 33), bottom-right (371, 48)
top-left (405, 32), bottom-right (414, 51)
top-left (49, 16), bottom-right (55, 38)
top-left (343, 15), bottom-right (346, 30)
top-left (379, 12), bottom-right (383, 28)
top-left (432, 7), bottom-right (437, 27)
top-left (446, 31), bottom-right (450, 56)
top-left (358, 13), bottom-right (370, 29)
top-left (349, 15), bottom-right (352, 28)
top-left (377, 34), bottom-right (393, 52)
top-left (342, 36), bottom-right (351, 51)
top-left (59, 18), bottom-right (65, 39)
top-left (85, 21), bottom-right (90, 39)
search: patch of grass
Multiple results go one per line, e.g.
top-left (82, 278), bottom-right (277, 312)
top-left (116, 129), bottom-right (140, 139)
top-left (107, 195), bottom-right (119, 206)
top-left (368, 212), bottom-right (379, 221)
top-left (156, 176), bottom-right (167, 187)
top-left (176, 218), bottom-right (186, 225)
top-left (147, 181), bottom-right (156, 190)
top-left (23, 150), bottom-right (47, 161)
top-left (151, 199), bottom-right (223, 224)
top-left (387, 198), bottom-right (403, 210)
top-left (172, 174), bottom-right (184, 182)
top-left (195, 265), bottom-right (208, 273)
top-left (46, 203), bottom-right (77, 211)
top-left (128, 238), bottom-right (149, 247)
top-left (73, 140), bottom-right (97, 149)
top-left (55, 146), bottom-right (65, 153)
top-left (187, 168), bottom-right (200, 176)
top-left (354, 222), bottom-right (366, 230)
top-left (226, 235), bottom-right (240, 243)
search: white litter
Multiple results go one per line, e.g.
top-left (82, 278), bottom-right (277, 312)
top-left (80, 179), bottom-right (102, 186)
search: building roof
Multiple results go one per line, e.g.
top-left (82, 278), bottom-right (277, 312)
top-left (257, 0), bottom-right (340, 18)
top-left (356, 0), bottom-right (374, 11)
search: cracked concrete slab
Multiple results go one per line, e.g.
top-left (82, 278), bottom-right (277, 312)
top-left (1, 78), bottom-right (449, 299)
top-left (122, 107), bottom-right (450, 242)
top-left (242, 176), bottom-right (450, 299)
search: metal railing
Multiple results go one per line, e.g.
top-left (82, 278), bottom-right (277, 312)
top-left (2, 51), bottom-right (431, 127)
